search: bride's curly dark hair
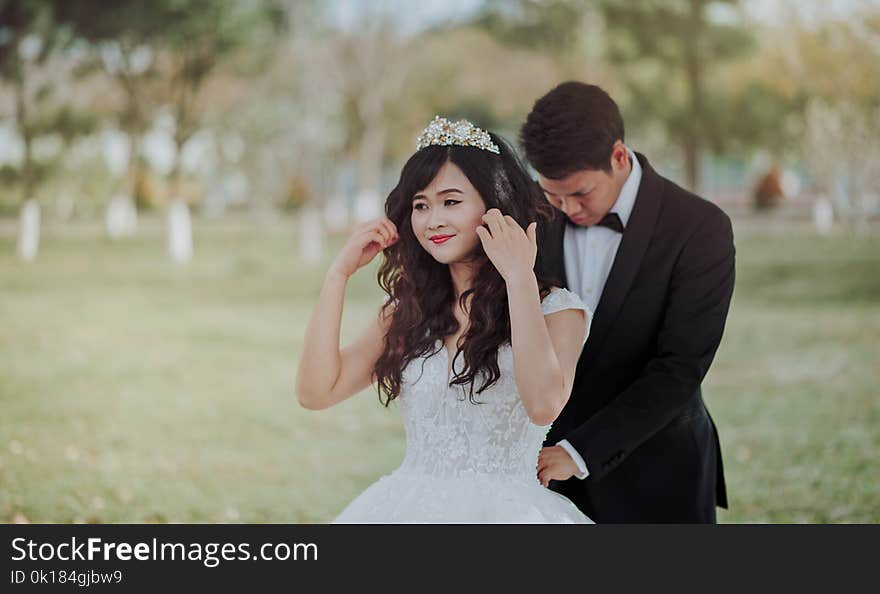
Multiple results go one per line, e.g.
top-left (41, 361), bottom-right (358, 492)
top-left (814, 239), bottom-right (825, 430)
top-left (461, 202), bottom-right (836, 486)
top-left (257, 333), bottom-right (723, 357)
top-left (374, 132), bottom-right (556, 405)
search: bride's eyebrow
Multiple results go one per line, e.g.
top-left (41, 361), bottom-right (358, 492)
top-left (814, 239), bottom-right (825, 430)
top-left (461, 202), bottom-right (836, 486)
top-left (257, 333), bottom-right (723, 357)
top-left (412, 188), bottom-right (464, 201)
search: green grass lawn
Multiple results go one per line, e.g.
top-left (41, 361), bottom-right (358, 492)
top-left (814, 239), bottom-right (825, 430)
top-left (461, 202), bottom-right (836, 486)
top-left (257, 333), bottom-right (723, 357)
top-left (1, 216), bottom-right (877, 523)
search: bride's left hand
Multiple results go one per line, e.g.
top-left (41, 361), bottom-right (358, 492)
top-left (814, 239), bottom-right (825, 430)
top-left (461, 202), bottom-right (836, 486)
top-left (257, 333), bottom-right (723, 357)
top-left (475, 208), bottom-right (537, 283)
top-left (537, 446), bottom-right (579, 487)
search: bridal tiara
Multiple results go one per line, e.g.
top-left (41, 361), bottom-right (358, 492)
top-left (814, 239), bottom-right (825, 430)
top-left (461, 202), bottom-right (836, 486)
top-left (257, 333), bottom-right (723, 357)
top-left (415, 115), bottom-right (500, 154)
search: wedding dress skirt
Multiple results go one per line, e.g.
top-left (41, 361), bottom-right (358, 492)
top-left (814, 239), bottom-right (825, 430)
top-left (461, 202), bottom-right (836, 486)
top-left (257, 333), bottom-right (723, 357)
top-left (333, 289), bottom-right (593, 524)
top-left (334, 470), bottom-right (590, 524)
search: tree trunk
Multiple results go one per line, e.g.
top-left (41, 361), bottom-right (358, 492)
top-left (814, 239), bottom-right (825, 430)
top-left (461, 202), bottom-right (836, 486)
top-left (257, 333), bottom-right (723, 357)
top-left (683, 135), bottom-right (700, 194)
top-left (105, 130), bottom-right (138, 238)
top-left (15, 78), bottom-right (34, 205)
top-left (128, 131), bottom-right (146, 216)
top-left (14, 61), bottom-right (39, 261)
top-left (166, 146), bottom-right (193, 264)
top-left (683, 0), bottom-right (705, 192)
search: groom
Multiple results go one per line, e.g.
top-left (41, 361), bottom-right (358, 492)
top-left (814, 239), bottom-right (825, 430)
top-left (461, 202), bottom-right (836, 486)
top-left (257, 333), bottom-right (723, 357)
top-left (527, 82), bottom-right (735, 523)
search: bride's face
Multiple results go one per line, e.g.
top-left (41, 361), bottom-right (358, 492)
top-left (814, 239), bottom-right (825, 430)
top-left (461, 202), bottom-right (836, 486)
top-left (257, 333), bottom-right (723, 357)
top-left (411, 161), bottom-right (487, 265)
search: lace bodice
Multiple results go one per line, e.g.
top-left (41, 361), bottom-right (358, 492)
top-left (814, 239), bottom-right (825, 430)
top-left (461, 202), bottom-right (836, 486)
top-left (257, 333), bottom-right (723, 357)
top-left (395, 288), bottom-right (590, 484)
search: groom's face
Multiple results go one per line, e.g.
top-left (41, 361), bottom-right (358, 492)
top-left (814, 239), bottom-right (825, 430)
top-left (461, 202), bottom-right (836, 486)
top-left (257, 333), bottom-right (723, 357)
top-left (536, 143), bottom-right (631, 227)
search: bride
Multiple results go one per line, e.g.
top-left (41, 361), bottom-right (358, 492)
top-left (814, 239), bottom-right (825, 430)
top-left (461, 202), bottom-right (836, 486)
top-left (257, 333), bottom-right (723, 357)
top-left (295, 116), bottom-right (593, 523)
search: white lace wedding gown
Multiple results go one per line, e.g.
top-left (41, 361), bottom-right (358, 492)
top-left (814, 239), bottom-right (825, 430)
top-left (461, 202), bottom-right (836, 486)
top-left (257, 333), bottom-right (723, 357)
top-left (333, 288), bottom-right (594, 524)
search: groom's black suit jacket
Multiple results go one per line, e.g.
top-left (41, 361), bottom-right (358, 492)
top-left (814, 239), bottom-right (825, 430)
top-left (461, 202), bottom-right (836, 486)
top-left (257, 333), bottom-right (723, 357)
top-left (536, 153), bottom-right (735, 523)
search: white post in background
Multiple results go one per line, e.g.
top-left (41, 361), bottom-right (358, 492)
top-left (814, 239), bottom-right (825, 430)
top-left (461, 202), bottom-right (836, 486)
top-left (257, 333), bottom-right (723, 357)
top-left (299, 205), bottom-right (324, 266)
top-left (813, 196), bottom-right (834, 235)
top-left (105, 194), bottom-right (138, 239)
top-left (143, 111), bottom-right (192, 264)
top-left (102, 129), bottom-right (138, 238)
top-left (167, 198), bottom-right (193, 263)
top-left (17, 198), bottom-right (40, 262)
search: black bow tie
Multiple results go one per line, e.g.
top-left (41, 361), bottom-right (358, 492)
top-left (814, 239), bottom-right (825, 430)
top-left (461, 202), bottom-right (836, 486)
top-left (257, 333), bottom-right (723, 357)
top-left (566, 212), bottom-right (624, 233)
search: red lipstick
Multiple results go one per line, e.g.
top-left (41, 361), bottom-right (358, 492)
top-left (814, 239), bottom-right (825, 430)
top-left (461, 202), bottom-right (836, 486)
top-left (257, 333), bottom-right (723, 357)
top-left (429, 234), bottom-right (454, 244)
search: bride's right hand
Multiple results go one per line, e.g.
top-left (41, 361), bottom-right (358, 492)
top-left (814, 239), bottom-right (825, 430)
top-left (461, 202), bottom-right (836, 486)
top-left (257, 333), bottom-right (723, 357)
top-left (329, 217), bottom-right (399, 279)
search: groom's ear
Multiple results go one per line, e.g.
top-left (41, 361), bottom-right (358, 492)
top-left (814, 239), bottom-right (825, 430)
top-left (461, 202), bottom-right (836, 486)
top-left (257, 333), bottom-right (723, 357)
top-left (610, 141), bottom-right (628, 172)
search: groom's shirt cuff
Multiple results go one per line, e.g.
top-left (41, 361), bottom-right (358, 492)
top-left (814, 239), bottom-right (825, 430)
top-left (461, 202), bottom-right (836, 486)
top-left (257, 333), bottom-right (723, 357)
top-left (557, 439), bottom-right (590, 479)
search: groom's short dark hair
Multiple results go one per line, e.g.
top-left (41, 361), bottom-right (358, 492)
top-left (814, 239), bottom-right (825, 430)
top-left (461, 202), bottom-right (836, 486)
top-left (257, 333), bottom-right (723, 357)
top-left (520, 81), bottom-right (625, 179)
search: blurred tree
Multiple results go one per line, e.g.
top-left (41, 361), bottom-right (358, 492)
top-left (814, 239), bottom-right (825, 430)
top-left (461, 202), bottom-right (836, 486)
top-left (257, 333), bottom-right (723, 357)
top-left (474, 0), bottom-right (598, 67)
top-left (331, 6), bottom-right (414, 223)
top-left (395, 26), bottom-right (571, 153)
top-left (55, 1), bottom-right (170, 211)
top-left (263, 1), bottom-right (347, 211)
top-left (58, 0), bottom-right (283, 261)
top-left (470, 0), bottom-right (758, 189)
top-left (237, 3), bottom-right (575, 231)
top-left (467, 0), bottom-right (608, 127)
top-left (0, 0), bottom-right (96, 259)
top-left (152, 0), bottom-right (284, 199)
top-left (156, 0), bottom-right (282, 262)
top-left (0, 0), bottom-right (50, 209)
top-left (803, 99), bottom-right (880, 227)
top-left (767, 7), bottom-right (880, 226)
top-left (599, 0), bottom-right (754, 191)
top-left (58, 0), bottom-right (284, 205)
top-left (471, 0), bottom-right (833, 198)
top-left (0, 0), bottom-right (95, 203)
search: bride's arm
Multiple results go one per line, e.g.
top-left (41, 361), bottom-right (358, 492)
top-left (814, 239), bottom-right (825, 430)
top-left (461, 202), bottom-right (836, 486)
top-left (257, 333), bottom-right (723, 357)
top-left (506, 276), bottom-right (586, 425)
top-left (295, 218), bottom-right (397, 410)
top-left (295, 273), bottom-right (392, 410)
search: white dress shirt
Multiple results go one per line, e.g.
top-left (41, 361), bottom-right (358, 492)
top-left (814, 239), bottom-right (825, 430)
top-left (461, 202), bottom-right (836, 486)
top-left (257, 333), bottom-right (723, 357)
top-left (556, 149), bottom-right (643, 480)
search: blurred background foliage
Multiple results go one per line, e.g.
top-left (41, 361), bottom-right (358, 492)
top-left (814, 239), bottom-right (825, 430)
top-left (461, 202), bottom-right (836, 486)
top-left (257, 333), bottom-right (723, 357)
top-left (0, 0), bottom-right (877, 216)
top-left (0, 0), bottom-right (878, 523)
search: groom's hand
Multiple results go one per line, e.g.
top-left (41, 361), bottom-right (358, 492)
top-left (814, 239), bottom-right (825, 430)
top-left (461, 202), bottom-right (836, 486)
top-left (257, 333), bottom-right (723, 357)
top-left (537, 446), bottom-right (578, 487)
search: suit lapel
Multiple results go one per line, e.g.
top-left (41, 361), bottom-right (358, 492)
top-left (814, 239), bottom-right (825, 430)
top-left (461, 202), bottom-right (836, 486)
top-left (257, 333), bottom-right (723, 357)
top-left (585, 153), bottom-right (663, 353)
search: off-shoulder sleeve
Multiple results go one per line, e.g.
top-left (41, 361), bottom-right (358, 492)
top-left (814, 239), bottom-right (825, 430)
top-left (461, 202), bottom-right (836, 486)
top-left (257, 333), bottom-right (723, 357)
top-left (540, 288), bottom-right (592, 345)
